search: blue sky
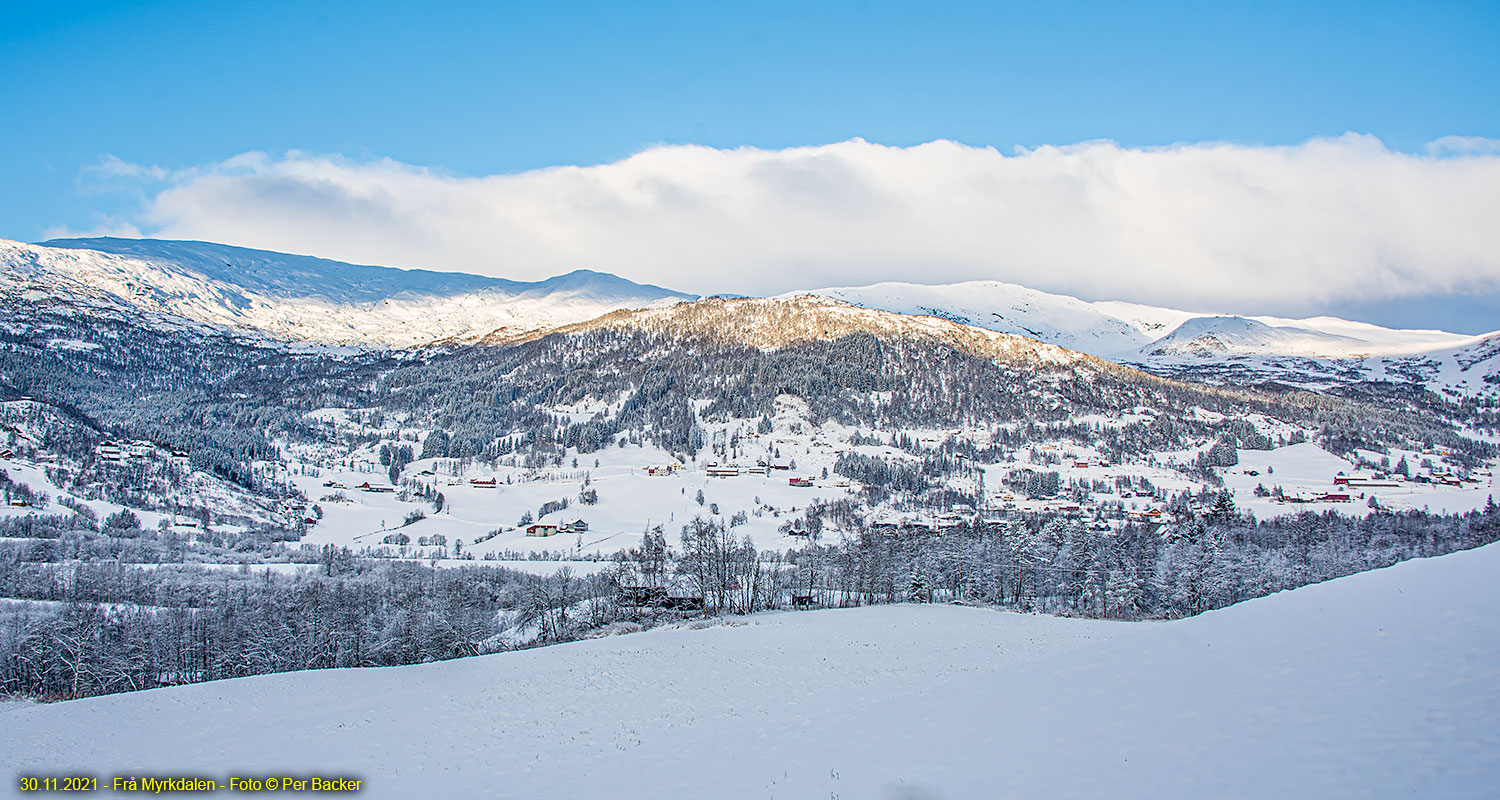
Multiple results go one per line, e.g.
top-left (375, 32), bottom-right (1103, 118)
top-left (2, 1), bottom-right (1498, 330)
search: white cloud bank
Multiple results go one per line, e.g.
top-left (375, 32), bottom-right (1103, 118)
top-left (69, 134), bottom-right (1500, 315)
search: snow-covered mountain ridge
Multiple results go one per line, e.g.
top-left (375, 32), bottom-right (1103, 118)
top-left (805, 279), bottom-right (1486, 360)
top-left (8, 236), bottom-right (1497, 395)
top-left (802, 280), bottom-right (1500, 396)
top-left (4, 238), bottom-right (692, 347)
top-left (517, 294), bottom-right (1097, 367)
top-left (805, 279), bottom-right (1174, 356)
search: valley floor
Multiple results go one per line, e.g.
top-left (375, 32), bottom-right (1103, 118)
top-left (5, 544), bottom-right (1500, 798)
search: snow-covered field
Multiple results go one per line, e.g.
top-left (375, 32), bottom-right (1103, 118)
top-left (291, 397), bottom-right (870, 559)
top-left (1226, 441), bottom-right (1499, 517)
top-left (289, 429), bottom-right (1493, 562)
top-left (5, 543), bottom-right (1498, 798)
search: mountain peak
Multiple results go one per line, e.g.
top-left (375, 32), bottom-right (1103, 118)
top-left (530, 267), bottom-right (694, 300)
top-left (509, 294), bottom-right (1095, 369)
top-left (1147, 316), bottom-right (1366, 358)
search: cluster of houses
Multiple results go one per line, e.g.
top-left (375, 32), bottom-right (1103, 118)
top-left (1334, 475), bottom-right (1401, 489)
top-left (1127, 508), bottom-right (1166, 522)
top-left (95, 440), bottom-right (189, 468)
top-left (279, 498), bottom-right (318, 526)
top-left (1403, 470), bottom-right (1473, 487)
top-left (1270, 465), bottom-right (1485, 505)
top-left (525, 520), bottom-right (588, 537)
top-left (1279, 487), bottom-right (1356, 504)
top-left (701, 467), bottom-right (835, 489)
top-left (702, 462), bottom-right (796, 478)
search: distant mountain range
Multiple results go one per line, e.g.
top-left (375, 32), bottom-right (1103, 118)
top-left (5, 237), bottom-right (693, 347)
top-left (4, 236), bottom-right (1497, 395)
top-left (802, 280), bottom-right (1499, 396)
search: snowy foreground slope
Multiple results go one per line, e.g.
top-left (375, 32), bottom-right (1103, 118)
top-left (7, 546), bottom-right (1500, 798)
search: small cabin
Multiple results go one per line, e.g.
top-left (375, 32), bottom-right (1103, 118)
top-left (661, 595), bottom-right (705, 611)
top-left (526, 524), bottom-right (559, 537)
top-left (788, 477), bottom-right (812, 487)
top-left (469, 478), bottom-right (498, 488)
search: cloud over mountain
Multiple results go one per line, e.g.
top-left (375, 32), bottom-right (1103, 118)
top-left (72, 135), bottom-right (1500, 317)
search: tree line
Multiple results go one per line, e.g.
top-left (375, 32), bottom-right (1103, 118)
top-left (2, 499), bottom-right (1496, 702)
